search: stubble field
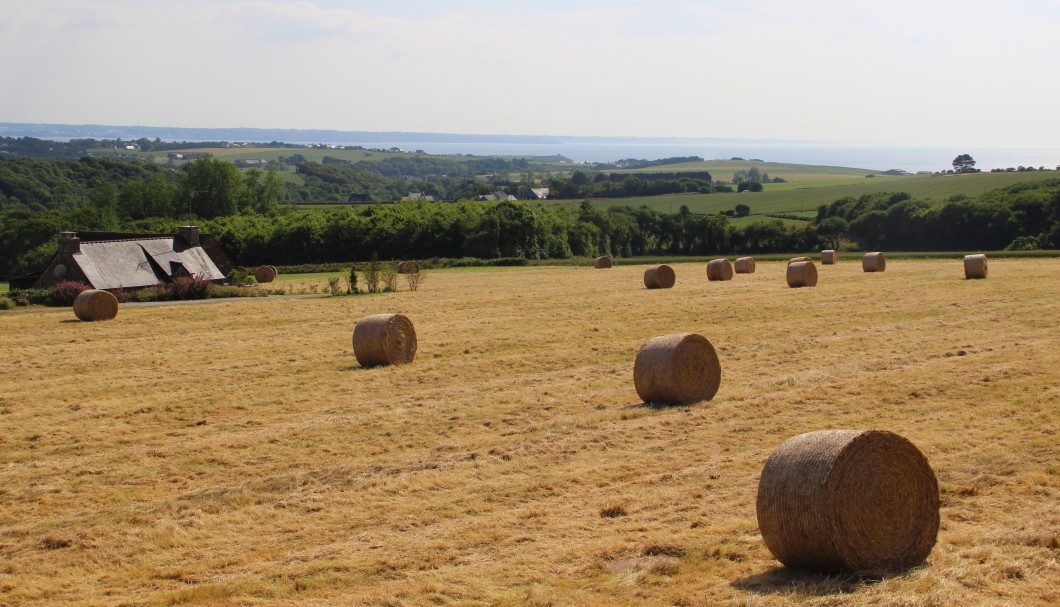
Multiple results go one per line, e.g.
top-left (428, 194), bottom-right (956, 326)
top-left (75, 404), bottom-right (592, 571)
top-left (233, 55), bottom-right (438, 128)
top-left (1, 259), bottom-right (1057, 606)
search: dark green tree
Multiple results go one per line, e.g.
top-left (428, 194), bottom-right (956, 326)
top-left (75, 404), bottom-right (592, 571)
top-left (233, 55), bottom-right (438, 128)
top-left (815, 215), bottom-right (848, 250)
top-left (183, 158), bottom-right (244, 218)
top-left (952, 154), bottom-right (977, 174)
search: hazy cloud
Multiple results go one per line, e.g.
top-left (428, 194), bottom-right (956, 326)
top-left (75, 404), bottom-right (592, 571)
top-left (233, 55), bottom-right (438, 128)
top-left (0, 0), bottom-right (1057, 146)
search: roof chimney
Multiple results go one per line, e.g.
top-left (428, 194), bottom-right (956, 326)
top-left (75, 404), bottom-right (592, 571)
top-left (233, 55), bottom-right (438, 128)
top-left (58, 232), bottom-right (81, 255)
top-left (178, 225), bottom-right (200, 247)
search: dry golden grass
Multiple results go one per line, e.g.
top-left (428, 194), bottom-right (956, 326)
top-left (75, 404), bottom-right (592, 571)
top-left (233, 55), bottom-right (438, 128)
top-left (1, 259), bottom-right (1058, 606)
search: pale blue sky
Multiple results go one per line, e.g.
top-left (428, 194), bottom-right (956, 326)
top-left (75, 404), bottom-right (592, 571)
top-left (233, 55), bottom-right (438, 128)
top-left (1, 1), bottom-right (1058, 147)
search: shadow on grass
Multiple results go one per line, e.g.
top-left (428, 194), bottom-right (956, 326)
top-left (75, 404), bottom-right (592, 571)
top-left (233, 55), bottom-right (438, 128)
top-left (732, 566), bottom-right (917, 597)
top-left (622, 401), bottom-right (692, 411)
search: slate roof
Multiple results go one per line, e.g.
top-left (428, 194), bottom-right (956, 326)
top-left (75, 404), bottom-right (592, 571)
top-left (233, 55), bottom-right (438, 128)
top-left (73, 237), bottom-right (225, 290)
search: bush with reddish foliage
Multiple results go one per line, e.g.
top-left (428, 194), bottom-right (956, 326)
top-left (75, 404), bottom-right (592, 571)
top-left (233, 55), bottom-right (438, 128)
top-left (155, 275), bottom-right (213, 301)
top-left (49, 280), bottom-right (92, 306)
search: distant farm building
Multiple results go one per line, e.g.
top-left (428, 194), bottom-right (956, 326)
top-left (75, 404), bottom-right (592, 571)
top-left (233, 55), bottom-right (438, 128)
top-left (34, 226), bottom-right (232, 290)
top-left (234, 158), bottom-right (269, 168)
top-left (527, 187), bottom-right (550, 200)
top-left (401, 192), bottom-right (436, 202)
top-left (477, 191), bottom-right (518, 202)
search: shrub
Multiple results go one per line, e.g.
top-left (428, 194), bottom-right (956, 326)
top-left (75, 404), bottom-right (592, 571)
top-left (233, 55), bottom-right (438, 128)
top-left (131, 288), bottom-right (159, 303)
top-left (209, 286), bottom-right (268, 298)
top-left (50, 281), bottom-right (91, 306)
top-left (7, 288), bottom-right (49, 306)
top-left (225, 267), bottom-right (258, 286)
top-left (0, 297), bottom-right (15, 310)
top-left (327, 277), bottom-right (342, 296)
top-left (346, 266), bottom-right (360, 294)
top-left (380, 263), bottom-right (398, 292)
top-left (168, 276), bottom-right (212, 300)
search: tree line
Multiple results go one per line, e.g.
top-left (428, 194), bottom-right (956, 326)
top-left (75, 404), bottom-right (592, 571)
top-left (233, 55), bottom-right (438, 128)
top-left (814, 181), bottom-right (1060, 251)
top-left (2, 154), bottom-right (1058, 283)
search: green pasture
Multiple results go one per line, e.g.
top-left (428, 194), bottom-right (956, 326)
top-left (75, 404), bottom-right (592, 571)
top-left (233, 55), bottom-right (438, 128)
top-left (546, 170), bottom-right (1058, 216)
top-left (1, 282), bottom-right (8, 294)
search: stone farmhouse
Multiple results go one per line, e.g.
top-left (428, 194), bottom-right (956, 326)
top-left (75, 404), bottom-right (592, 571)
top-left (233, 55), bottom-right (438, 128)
top-left (34, 226), bottom-right (232, 290)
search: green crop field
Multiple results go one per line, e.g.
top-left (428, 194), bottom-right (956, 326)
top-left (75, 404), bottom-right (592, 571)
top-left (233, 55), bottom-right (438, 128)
top-left (618, 159), bottom-right (875, 183)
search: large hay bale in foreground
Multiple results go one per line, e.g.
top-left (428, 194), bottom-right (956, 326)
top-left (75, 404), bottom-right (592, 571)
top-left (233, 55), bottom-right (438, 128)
top-left (593, 256), bottom-right (613, 269)
top-left (964, 254), bottom-right (987, 279)
top-left (756, 429), bottom-right (939, 572)
top-left (255, 265), bottom-right (277, 283)
top-left (73, 289), bottom-right (118, 321)
top-left (786, 260), bottom-right (818, 288)
top-left (863, 252), bottom-right (886, 272)
top-left (397, 261), bottom-right (421, 274)
top-left (633, 333), bottom-right (721, 405)
top-left (353, 313), bottom-right (418, 367)
top-left (734, 257), bottom-right (756, 274)
top-left (706, 258), bottom-right (734, 281)
top-left (822, 250), bottom-right (837, 265)
top-left (643, 265), bottom-right (676, 289)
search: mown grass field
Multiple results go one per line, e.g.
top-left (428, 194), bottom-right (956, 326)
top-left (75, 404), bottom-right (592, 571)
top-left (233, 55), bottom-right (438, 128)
top-left (1, 259), bottom-right (1057, 606)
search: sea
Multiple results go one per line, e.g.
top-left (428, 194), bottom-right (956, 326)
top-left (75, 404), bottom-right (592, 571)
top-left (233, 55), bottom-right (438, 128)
top-left (3, 122), bottom-right (1056, 173)
top-left (329, 140), bottom-right (1060, 174)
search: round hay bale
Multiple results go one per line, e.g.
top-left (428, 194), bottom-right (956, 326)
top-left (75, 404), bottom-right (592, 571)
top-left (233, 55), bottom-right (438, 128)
top-left (756, 429), bottom-right (940, 572)
top-left (788, 256), bottom-right (812, 264)
top-left (786, 260), bottom-right (818, 288)
top-left (268, 265), bottom-right (278, 276)
top-left (397, 261), bottom-right (421, 274)
top-left (73, 289), bottom-right (118, 322)
top-left (734, 257), bottom-right (756, 274)
top-left (353, 313), bottom-right (417, 367)
top-left (706, 258), bottom-right (734, 281)
top-left (634, 333), bottom-right (721, 405)
top-left (593, 256), bottom-right (613, 269)
top-left (963, 254), bottom-right (987, 279)
top-left (821, 250), bottom-right (837, 265)
top-left (863, 252), bottom-right (886, 272)
top-left (254, 265), bottom-right (277, 283)
top-left (643, 264), bottom-right (676, 289)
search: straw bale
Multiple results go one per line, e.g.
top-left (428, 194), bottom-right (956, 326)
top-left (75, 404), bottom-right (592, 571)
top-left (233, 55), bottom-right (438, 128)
top-left (643, 264), bottom-right (676, 289)
top-left (633, 333), bottom-right (721, 405)
top-left (963, 254), bottom-right (987, 279)
top-left (756, 429), bottom-right (939, 572)
top-left (821, 250), bottom-right (837, 265)
top-left (706, 258), bottom-right (734, 281)
top-left (397, 261), bottom-right (421, 274)
top-left (863, 252), bottom-right (886, 272)
top-left (255, 265), bottom-right (277, 283)
top-left (734, 257), bottom-right (756, 274)
top-left (786, 260), bottom-right (818, 288)
top-left (593, 256), bottom-right (613, 269)
top-left (73, 289), bottom-right (119, 321)
top-left (353, 313), bottom-right (418, 367)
